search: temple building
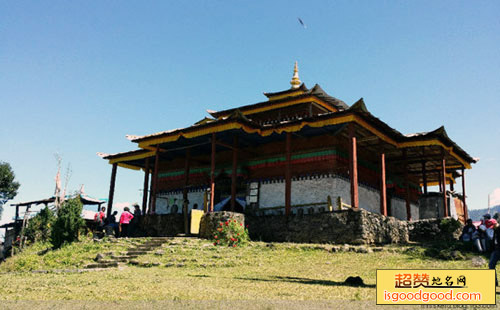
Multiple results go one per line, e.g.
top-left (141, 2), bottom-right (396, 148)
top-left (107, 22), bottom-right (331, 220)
top-left (99, 63), bottom-right (476, 224)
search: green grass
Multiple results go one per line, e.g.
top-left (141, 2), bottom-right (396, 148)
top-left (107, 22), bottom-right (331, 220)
top-left (0, 237), bottom-right (494, 305)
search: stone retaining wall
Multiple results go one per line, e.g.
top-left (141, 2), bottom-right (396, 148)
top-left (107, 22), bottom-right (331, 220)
top-left (408, 218), bottom-right (462, 242)
top-left (246, 209), bottom-right (408, 245)
top-left (136, 214), bottom-right (184, 237)
top-left (136, 210), bottom-right (457, 245)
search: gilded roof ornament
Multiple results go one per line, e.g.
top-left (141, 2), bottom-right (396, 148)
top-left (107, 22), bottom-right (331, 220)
top-left (290, 61), bottom-right (301, 89)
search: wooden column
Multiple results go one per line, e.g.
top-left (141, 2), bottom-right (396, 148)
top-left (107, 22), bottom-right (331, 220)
top-left (404, 150), bottom-right (411, 221)
top-left (348, 124), bottom-right (359, 209)
top-left (151, 146), bottom-right (160, 214)
top-left (380, 153), bottom-right (387, 216)
top-left (14, 205), bottom-right (20, 236)
top-left (421, 161), bottom-right (428, 194)
top-left (438, 171), bottom-right (443, 193)
top-left (462, 167), bottom-right (468, 220)
top-left (142, 158), bottom-right (150, 215)
top-left (285, 132), bottom-right (292, 216)
top-left (183, 149), bottom-right (191, 233)
top-left (107, 163), bottom-right (117, 218)
top-left (442, 157), bottom-right (448, 217)
top-left (230, 136), bottom-right (238, 212)
top-left (210, 133), bottom-right (216, 212)
top-left (148, 165), bottom-right (155, 213)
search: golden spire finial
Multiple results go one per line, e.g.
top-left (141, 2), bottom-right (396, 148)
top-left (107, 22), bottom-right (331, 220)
top-left (290, 61), bottom-right (301, 89)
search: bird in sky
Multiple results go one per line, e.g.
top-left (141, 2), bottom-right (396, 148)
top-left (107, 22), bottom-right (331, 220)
top-left (297, 17), bottom-right (307, 29)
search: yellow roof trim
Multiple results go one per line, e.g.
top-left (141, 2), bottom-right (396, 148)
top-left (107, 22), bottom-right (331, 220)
top-left (216, 96), bottom-right (337, 119)
top-left (267, 90), bottom-right (306, 101)
top-left (108, 151), bottom-right (156, 164)
top-left (135, 114), bottom-right (472, 170)
top-left (399, 140), bottom-right (471, 169)
top-left (116, 162), bottom-right (142, 171)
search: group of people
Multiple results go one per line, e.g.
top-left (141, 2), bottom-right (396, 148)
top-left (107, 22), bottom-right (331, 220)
top-left (460, 214), bottom-right (498, 253)
top-left (94, 203), bottom-right (142, 237)
top-left (460, 213), bottom-right (500, 286)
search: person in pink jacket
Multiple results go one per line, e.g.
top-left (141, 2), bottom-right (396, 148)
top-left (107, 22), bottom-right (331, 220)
top-left (119, 207), bottom-right (134, 238)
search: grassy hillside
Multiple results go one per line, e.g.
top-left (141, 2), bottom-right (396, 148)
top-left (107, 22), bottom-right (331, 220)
top-left (0, 236), bottom-right (494, 309)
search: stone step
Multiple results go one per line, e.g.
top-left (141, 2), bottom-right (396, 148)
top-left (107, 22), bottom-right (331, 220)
top-left (133, 245), bottom-right (157, 250)
top-left (112, 255), bottom-right (138, 260)
top-left (127, 251), bottom-right (149, 255)
top-left (109, 257), bottom-right (129, 262)
top-left (85, 262), bottom-right (119, 269)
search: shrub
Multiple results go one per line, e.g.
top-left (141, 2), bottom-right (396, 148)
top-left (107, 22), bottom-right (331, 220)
top-left (51, 197), bottom-right (85, 249)
top-left (212, 220), bottom-right (249, 247)
top-left (439, 218), bottom-right (462, 239)
top-left (24, 206), bottom-right (55, 243)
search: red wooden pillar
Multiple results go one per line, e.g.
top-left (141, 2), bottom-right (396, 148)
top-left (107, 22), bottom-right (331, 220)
top-left (421, 161), bottom-right (428, 194)
top-left (142, 158), bottom-right (150, 215)
top-left (285, 132), bottom-right (292, 216)
top-left (442, 157), bottom-right (448, 217)
top-left (183, 149), bottom-right (191, 233)
top-left (151, 145), bottom-right (160, 214)
top-left (462, 167), bottom-right (468, 220)
top-left (380, 153), bottom-right (387, 216)
top-left (403, 150), bottom-right (411, 221)
top-left (348, 124), bottom-right (359, 209)
top-left (230, 136), bottom-right (238, 212)
top-left (107, 163), bottom-right (118, 218)
top-left (210, 133), bottom-right (216, 212)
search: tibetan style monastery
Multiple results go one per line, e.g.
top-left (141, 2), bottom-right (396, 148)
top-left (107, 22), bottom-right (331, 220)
top-left (99, 63), bottom-right (476, 223)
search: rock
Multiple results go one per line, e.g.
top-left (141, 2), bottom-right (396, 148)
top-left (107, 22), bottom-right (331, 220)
top-left (450, 250), bottom-right (465, 260)
top-left (128, 260), bottom-right (140, 265)
top-left (152, 262), bottom-right (160, 266)
top-left (199, 211), bottom-right (245, 239)
top-left (154, 251), bottom-right (164, 256)
top-left (471, 256), bottom-right (487, 267)
top-left (94, 253), bottom-right (104, 262)
top-left (176, 263), bottom-right (185, 267)
top-left (344, 276), bottom-right (365, 287)
top-left (355, 246), bottom-right (373, 254)
top-left (372, 247), bottom-right (383, 252)
top-left (331, 246), bottom-right (341, 253)
top-left (165, 263), bottom-right (174, 267)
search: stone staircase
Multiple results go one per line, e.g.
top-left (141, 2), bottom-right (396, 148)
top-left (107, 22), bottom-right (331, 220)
top-left (85, 237), bottom-right (170, 269)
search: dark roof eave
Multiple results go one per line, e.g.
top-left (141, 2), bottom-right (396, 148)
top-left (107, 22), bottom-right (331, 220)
top-left (210, 93), bottom-right (341, 119)
top-left (132, 116), bottom-right (261, 144)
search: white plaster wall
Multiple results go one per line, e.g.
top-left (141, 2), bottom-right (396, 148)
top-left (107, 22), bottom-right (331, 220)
top-left (359, 185), bottom-right (380, 214)
top-left (292, 177), bottom-right (335, 205)
top-left (332, 177), bottom-right (351, 206)
top-left (259, 181), bottom-right (285, 209)
top-left (449, 197), bottom-right (458, 220)
top-left (257, 175), bottom-right (381, 215)
top-left (411, 203), bottom-right (420, 221)
top-left (391, 198), bottom-right (407, 221)
top-left (156, 190), bottom-right (206, 214)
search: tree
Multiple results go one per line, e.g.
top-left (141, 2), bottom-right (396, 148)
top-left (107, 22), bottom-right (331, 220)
top-left (24, 206), bottom-right (55, 243)
top-left (50, 197), bottom-right (85, 249)
top-left (0, 161), bottom-right (20, 220)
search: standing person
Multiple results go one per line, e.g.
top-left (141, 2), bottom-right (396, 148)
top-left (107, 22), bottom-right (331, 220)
top-left (106, 211), bottom-right (119, 237)
top-left (94, 207), bottom-right (106, 232)
top-left (130, 203), bottom-right (142, 236)
top-left (488, 222), bottom-right (500, 286)
top-left (119, 207), bottom-right (134, 238)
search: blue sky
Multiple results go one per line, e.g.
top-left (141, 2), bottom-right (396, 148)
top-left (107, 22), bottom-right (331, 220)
top-left (1, 1), bottom-right (499, 224)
